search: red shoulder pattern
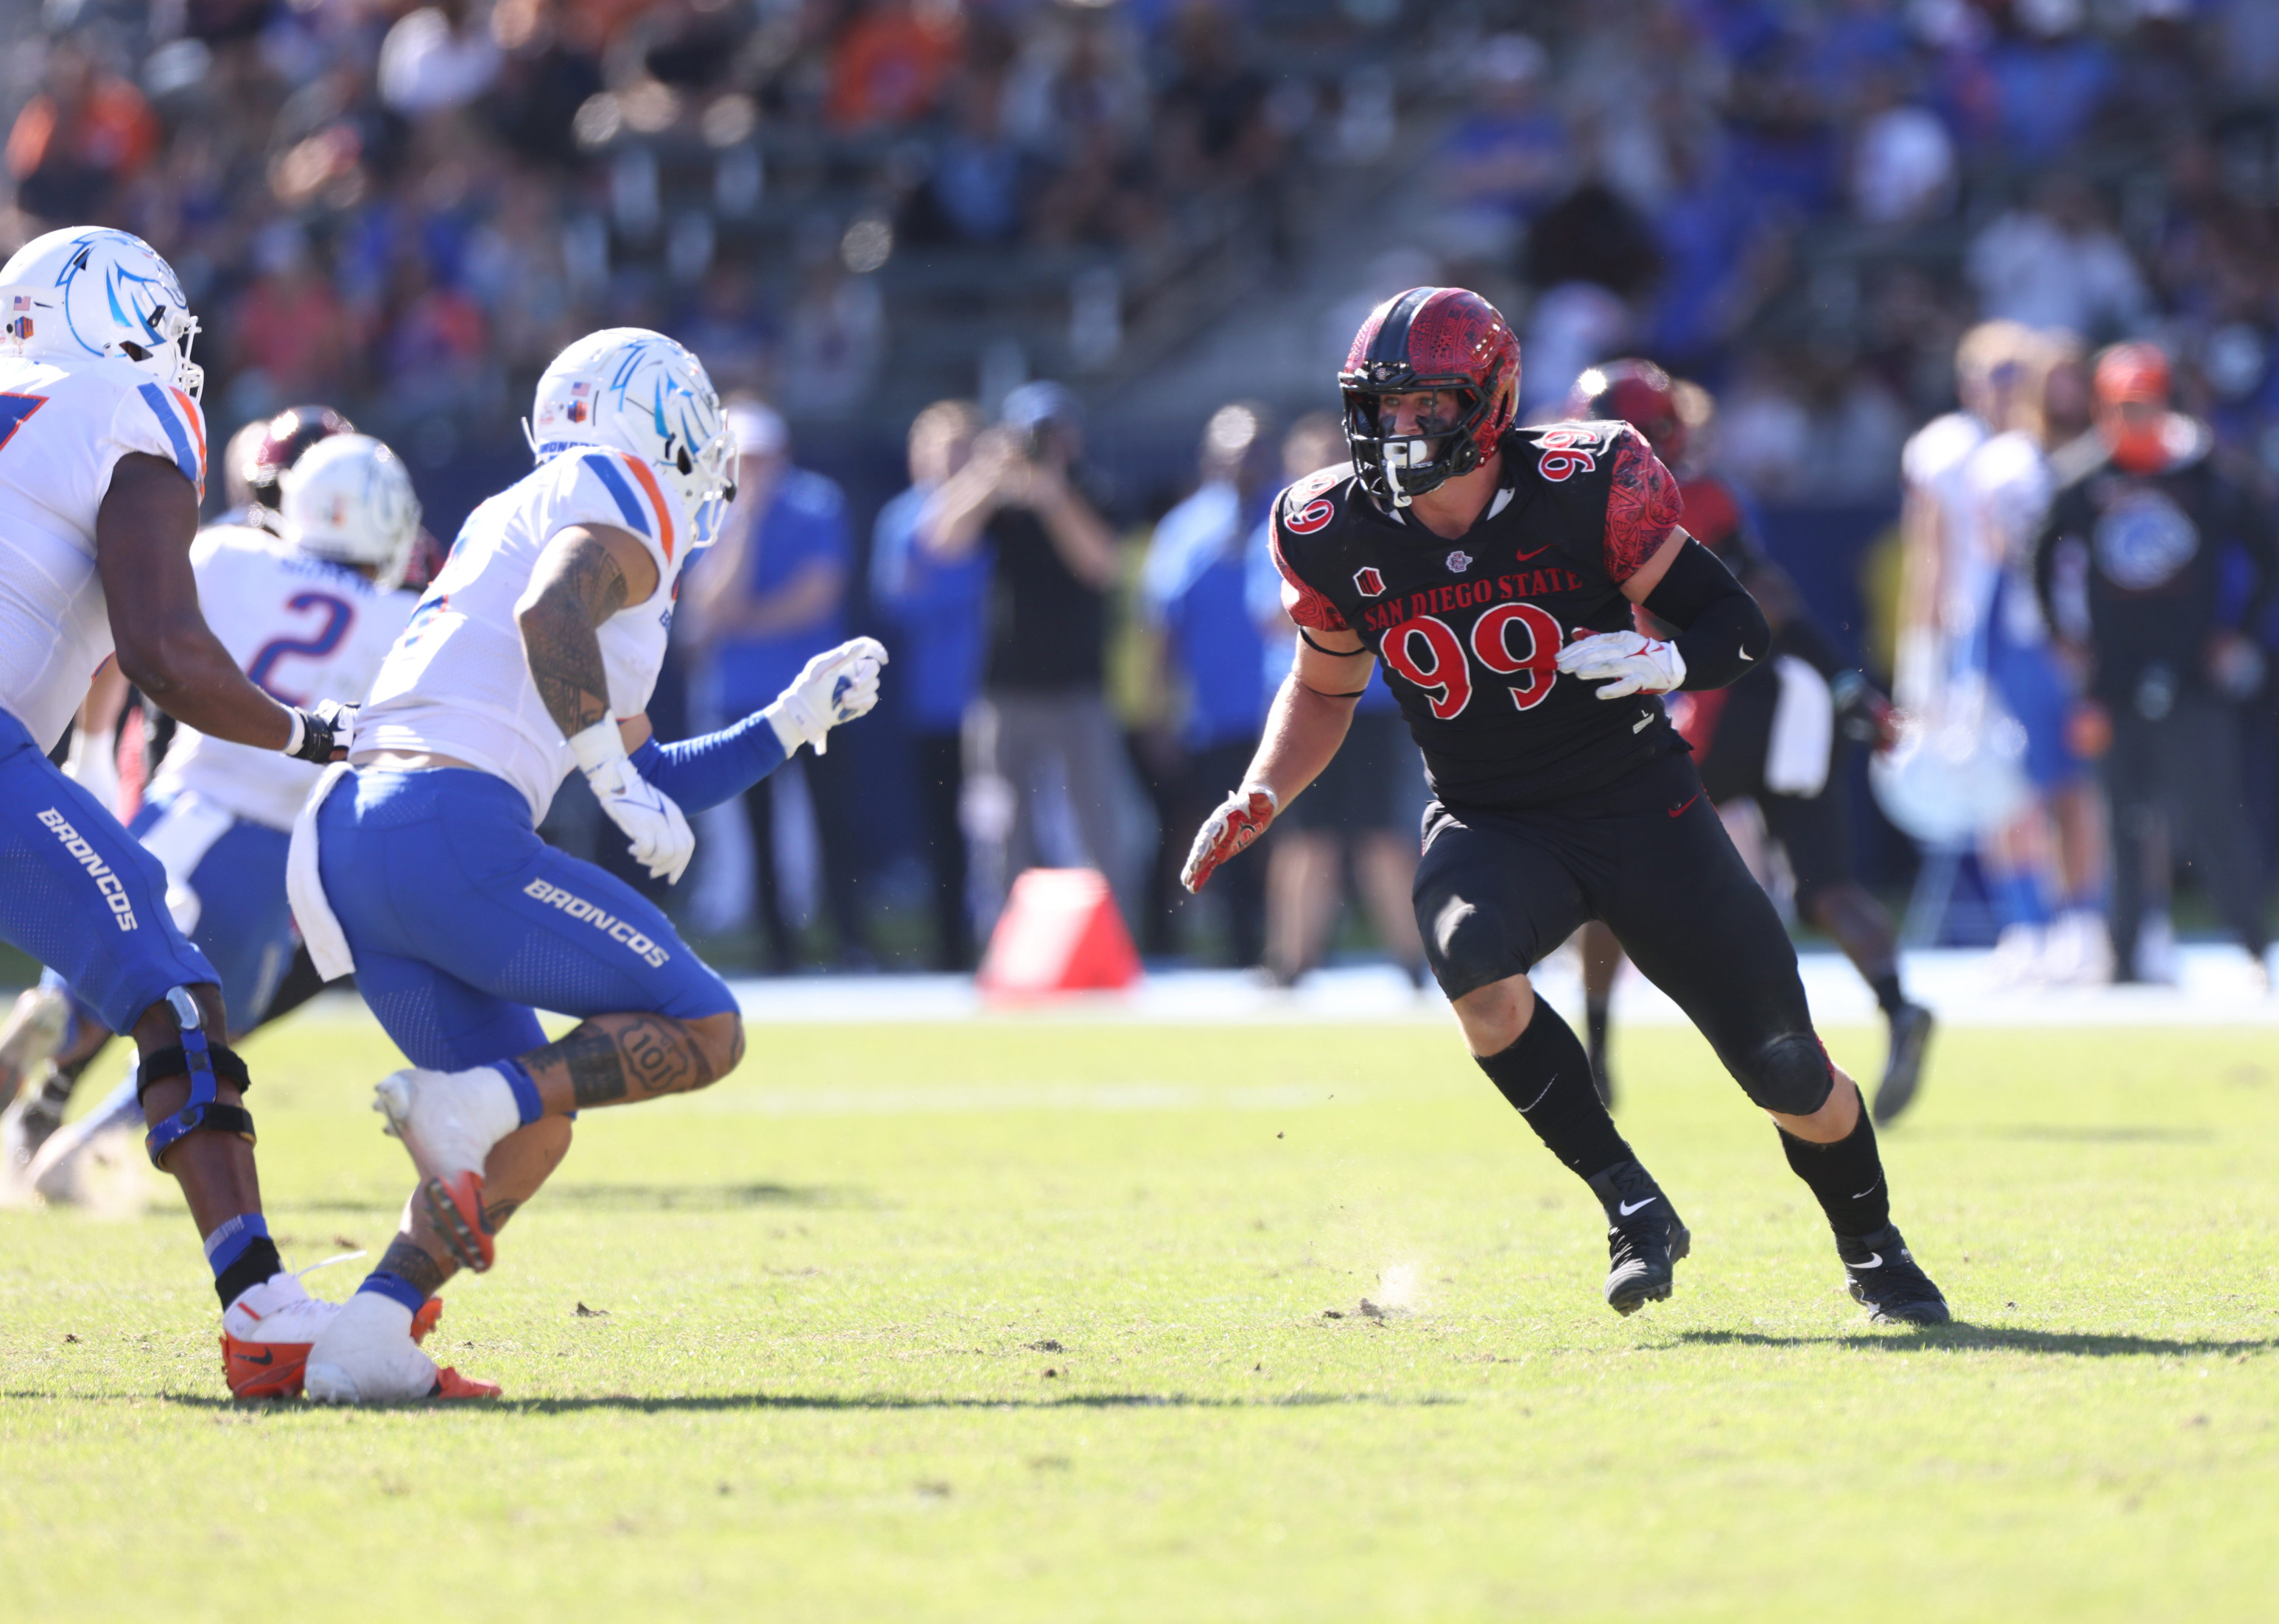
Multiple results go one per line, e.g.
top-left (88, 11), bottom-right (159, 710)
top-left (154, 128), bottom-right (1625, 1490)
top-left (1270, 477), bottom-right (1349, 633)
top-left (1602, 424), bottom-right (1683, 583)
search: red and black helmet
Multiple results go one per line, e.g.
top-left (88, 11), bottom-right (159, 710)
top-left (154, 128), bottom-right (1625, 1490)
top-left (1568, 357), bottom-right (1685, 464)
top-left (1339, 287), bottom-right (1520, 507)
top-left (244, 402), bottom-right (356, 513)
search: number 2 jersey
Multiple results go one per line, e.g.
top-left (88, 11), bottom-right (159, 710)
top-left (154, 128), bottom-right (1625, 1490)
top-left (0, 352), bottom-right (208, 752)
top-left (150, 525), bottom-right (416, 831)
top-left (357, 446), bottom-right (695, 824)
top-left (1269, 420), bottom-right (1685, 811)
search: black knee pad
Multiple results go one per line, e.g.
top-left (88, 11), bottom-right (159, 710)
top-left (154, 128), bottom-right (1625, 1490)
top-left (1735, 1030), bottom-right (1835, 1116)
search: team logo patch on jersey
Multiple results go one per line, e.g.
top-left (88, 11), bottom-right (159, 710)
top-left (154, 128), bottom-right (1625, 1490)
top-left (1446, 550), bottom-right (1472, 573)
top-left (1353, 566), bottom-right (1386, 597)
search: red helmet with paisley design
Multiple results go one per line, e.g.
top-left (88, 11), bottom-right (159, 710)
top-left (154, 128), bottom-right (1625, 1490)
top-left (1567, 358), bottom-right (1686, 466)
top-left (1338, 287), bottom-right (1520, 507)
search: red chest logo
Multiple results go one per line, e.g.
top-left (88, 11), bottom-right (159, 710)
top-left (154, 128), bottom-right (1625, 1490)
top-left (1352, 566), bottom-right (1386, 597)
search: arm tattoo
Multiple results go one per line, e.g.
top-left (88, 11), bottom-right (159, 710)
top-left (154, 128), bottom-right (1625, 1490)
top-left (538, 1015), bottom-right (716, 1108)
top-left (378, 1236), bottom-right (448, 1298)
top-left (524, 536), bottom-right (628, 739)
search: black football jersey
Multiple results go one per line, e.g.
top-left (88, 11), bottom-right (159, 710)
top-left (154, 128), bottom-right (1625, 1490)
top-left (1271, 421), bottom-right (1687, 811)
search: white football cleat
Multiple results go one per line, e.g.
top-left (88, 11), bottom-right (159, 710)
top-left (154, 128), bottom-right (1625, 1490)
top-left (373, 1066), bottom-right (521, 1272)
top-left (304, 1290), bottom-right (496, 1403)
top-left (222, 1272), bottom-right (345, 1399)
top-left (0, 985), bottom-right (69, 1105)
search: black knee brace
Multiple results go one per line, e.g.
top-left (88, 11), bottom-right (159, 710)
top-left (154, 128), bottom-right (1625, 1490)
top-left (138, 988), bottom-right (256, 1169)
top-left (1735, 1030), bottom-right (1835, 1116)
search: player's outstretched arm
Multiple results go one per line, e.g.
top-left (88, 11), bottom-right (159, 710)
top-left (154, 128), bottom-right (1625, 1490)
top-left (96, 454), bottom-right (309, 755)
top-left (620, 636), bottom-right (889, 810)
top-left (1182, 630), bottom-right (1373, 893)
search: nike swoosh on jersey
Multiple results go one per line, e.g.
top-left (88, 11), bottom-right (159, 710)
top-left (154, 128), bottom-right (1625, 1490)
top-left (1512, 544), bottom-right (1556, 563)
top-left (1617, 1196), bottom-right (1658, 1215)
top-left (1668, 792), bottom-right (1702, 818)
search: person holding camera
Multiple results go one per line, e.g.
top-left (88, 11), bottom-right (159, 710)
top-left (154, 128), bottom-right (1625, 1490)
top-left (921, 382), bottom-right (1139, 926)
top-left (2031, 343), bottom-right (2278, 983)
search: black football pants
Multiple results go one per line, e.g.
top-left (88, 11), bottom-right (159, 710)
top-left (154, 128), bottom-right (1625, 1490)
top-left (1414, 751), bottom-right (1830, 1116)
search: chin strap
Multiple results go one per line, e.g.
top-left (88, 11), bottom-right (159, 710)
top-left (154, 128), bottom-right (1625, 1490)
top-left (141, 987), bottom-right (256, 1170)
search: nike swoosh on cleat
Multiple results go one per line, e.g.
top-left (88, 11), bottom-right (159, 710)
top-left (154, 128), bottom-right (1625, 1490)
top-left (236, 1349), bottom-right (275, 1365)
top-left (1618, 1196), bottom-right (1658, 1215)
top-left (1854, 1253), bottom-right (1883, 1269)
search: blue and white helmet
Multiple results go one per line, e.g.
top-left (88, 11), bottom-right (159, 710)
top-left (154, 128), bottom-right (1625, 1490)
top-left (281, 433), bottom-right (424, 592)
top-left (525, 328), bottom-right (734, 546)
top-left (0, 226), bottom-right (203, 399)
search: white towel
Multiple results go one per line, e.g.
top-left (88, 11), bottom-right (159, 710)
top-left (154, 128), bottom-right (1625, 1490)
top-left (1765, 655), bottom-right (1835, 798)
top-left (286, 762), bottom-right (357, 982)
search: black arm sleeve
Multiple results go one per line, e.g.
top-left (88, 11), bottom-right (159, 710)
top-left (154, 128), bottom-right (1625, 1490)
top-left (1641, 537), bottom-right (1771, 691)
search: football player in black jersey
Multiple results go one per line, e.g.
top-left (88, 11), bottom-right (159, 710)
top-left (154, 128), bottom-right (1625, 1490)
top-left (1181, 288), bottom-right (1948, 1324)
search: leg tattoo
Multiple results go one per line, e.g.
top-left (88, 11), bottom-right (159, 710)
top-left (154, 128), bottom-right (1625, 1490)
top-left (524, 1013), bottom-right (727, 1111)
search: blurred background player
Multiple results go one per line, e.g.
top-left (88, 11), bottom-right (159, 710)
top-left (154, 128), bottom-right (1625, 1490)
top-left (2032, 342), bottom-right (2277, 985)
top-left (871, 399), bottom-right (988, 971)
top-left (5, 435), bottom-right (422, 1212)
top-left (287, 329), bottom-right (886, 1402)
top-left (0, 225), bottom-right (359, 1392)
top-left (1242, 410), bottom-right (1428, 988)
top-left (1897, 323), bottom-right (2085, 979)
top-left (1184, 288), bottom-right (1948, 1326)
top-left (1968, 331), bottom-right (2112, 985)
top-left (1138, 401), bottom-right (1277, 966)
top-left (1568, 360), bottom-right (1934, 1122)
top-left (1, 398), bottom-right (368, 1178)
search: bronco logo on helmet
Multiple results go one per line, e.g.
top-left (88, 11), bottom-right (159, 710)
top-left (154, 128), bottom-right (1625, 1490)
top-left (1338, 287), bottom-right (1520, 509)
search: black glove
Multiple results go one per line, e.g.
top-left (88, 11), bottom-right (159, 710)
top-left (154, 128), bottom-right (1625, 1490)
top-left (284, 700), bottom-right (357, 764)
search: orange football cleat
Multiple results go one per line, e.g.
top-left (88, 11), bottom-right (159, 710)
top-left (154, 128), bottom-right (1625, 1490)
top-left (431, 1366), bottom-right (502, 1399)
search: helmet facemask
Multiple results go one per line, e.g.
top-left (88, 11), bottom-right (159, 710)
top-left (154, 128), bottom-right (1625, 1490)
top-left (1341, 373), bottom-right (1496, 508)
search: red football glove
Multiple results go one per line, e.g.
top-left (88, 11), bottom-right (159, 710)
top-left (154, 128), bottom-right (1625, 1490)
top-left (1181, 784), bottom-right (1278, 893)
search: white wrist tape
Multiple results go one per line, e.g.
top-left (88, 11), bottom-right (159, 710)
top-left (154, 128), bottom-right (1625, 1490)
top-left (280, 708), bottom-right (306, 759)
top-left (568, 720), bottom-right (626, 778)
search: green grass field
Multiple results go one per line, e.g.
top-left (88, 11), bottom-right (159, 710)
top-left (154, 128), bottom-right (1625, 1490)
top-left (3, 1012), bottom-right (2275, 1622)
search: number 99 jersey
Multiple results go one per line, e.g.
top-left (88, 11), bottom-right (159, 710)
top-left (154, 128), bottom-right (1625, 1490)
top-left (148, 526), bottom-right (416, 831)
top-left (1270, 420), bottom-right (1685, 811)
top-left (0, 352), bottom-right (208, 751)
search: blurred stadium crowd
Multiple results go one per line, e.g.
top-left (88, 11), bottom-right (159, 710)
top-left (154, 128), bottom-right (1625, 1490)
top-left (10, 0), bottom-right (2279, 980)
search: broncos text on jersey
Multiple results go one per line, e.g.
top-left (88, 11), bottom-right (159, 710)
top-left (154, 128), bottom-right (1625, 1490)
top-left (1271, 420), bottom-right (1685, 809)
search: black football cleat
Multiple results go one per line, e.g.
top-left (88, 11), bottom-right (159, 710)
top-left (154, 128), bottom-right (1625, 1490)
top-left (1586, 1159), bottom-right (1690, 1316)
top-left (1872, 1002), bottom-right (1935, 1125)
top-left (1837, 1222), bottom-right (1950, 1325)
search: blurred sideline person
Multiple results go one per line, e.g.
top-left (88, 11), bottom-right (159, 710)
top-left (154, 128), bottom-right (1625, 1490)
top-left (872, 399), bottom-right (988, 969)
top-left (2032, 342), bottom-right (2277, 983)
top-left (0, 225), bottom-right (364, 1393)
top-left (681, 399), bottom-right (875, 969)
top-left (1138, 402), bottom-right (1277, 964)
top-left (1184, 287), bottom-right (1948, 1325)
top-left (1897, 323), bottom-right (2076, 974)
top-left (925, 381), bottom-right (1139, 926)
top-left (1567, 362), bottom-right (1933, 1122)
top-left (1968, 331), bottom-right (2111, 983)
top-left (284, 329), bottom-right (887, 1401)
top-left (1242, 411), bottom-right (1427, 986)
top-left (4, 436), bottom-right (424, 1209)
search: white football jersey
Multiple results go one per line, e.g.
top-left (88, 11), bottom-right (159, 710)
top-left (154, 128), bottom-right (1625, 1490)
top-left (357, 448), bottom-right (693, 823)
top-left (0, 353), bottom-right (208, 751)
top-left (149, 526), bottom-right (416, 831)
top-left (1966, 429), bottom-right (2057, 647)
top-left (1897, 410), bottom-right (1992, 702)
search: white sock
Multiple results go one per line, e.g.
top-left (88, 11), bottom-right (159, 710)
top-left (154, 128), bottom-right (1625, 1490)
top-left (458, 1066), bottom-right (524, 1150)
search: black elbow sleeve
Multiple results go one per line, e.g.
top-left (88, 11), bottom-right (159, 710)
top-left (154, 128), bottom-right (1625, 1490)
top-left (1643, 538), bottom-right (1771, 691)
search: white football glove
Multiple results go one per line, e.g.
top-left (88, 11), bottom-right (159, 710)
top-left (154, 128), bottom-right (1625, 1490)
top-left (61, 726), bottom-right (122, 818)
top-left (1554, 630), bottom-right (1687, 700)
top-left (569, 722), bottom-right (695, 884)
top-left (764, 636), bottom-right (888, 756)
